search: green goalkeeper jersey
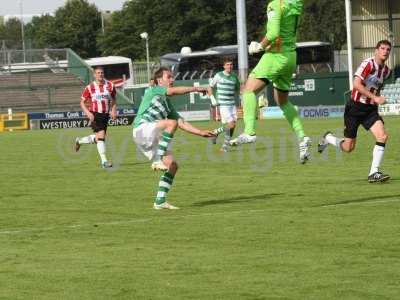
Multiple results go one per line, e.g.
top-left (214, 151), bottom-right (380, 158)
top-left (133, 86), bottom-right (180, 128)
top-left (265, 0), bottom-right (303, 52)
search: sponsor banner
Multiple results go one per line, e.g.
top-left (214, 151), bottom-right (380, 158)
top-left (38, 115), bottom-right (134, 130)
top-left (259, 106), bottom-right (284, 119)
top-left (260, 105), bottom-right (345, 119)
top-left (29, 108), bottom-right (136, 120)
top-left (288, 79), bottom-right (319, 96)
top-left (178, 110), bottom-right (210, 121)
top-left (378, 103), bottom-right (400, 116)
top-left (298, 105), bottom-right (344, 118)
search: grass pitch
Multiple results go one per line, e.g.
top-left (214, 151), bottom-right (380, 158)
top-left (1, 118), bottom-right (400, 299)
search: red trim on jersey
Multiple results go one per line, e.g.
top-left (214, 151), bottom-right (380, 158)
top-left (359, 60), bottom-right (372, 80)
top-left (351, 58), bottom-right (390, 105)
top-left (82, 80), bottom-right (116, 113)
top-left (107, 81), bottom-right (116, 98)
top-left (90, 83), bottom-right (96, 94)
top-left (383, 66), bottom-right (390, 79)
top-left (93, 101), bottom-right (98, 112)
top-left (81, 86), bottom-right (91, 100)
top-left (377, 65), bottom-right (383, 79)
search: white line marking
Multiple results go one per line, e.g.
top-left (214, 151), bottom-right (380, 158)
top-left (0, 208), bottom-right (271, 236)
top-left (3, 198), bottom-right (398, 235)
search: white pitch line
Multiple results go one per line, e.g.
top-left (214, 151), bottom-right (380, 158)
top-left (322, 198), bottom-right (400, 208)
top-left (0, 208), bottom-right (271, 236)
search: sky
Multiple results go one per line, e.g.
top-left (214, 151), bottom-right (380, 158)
top-left (1, 0), bottom-right (127, 16)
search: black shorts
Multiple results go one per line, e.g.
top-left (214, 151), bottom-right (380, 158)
top-left (343, 101), bottom-right (383, 139)
top-left (91, 112), bottom-right (110, 133)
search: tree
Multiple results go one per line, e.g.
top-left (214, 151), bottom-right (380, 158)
top-left (298, 0), bottom-right (346, 50)
top-left (52, 0), bottom-right (102, 58)
top-left (0, 18), bottom-right (23, 49)
top-left (23, 0), bottom-right (102, 57)
top-left (25, 15), bottom-right (57, 49)
top-left (97, 0), bottom-right (268, 60)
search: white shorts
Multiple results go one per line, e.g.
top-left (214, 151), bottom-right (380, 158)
top-left (219, 105), bottom-right (237, 124)
top-left (132, 122), bottom-right (172, 161)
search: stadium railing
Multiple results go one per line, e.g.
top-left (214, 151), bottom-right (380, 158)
top-left (0, 50), bottom-right (134, 112)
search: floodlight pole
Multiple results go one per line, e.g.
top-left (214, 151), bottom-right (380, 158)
top-left (101, 12), bottom-right (105, 34)
top-left (388, 0), bottom-right (395, 77)
top-left (140, 32), bottom-right (151, 82)
top-left (19, 0), bottom-right (26, 63)
top-left (145, 38), bottom-right (150, 82)
top-left (345, 0), bottom-right (353, 90)
top-left (236, 0), bottom-right (248, 83)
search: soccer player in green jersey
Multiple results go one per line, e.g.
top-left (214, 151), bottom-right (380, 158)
top-left (133, 67), bottom-right (215, 210)
top-left (231, 0), bottom-right (311, 164)
top-left (207, 57), bottom-right (241, 152)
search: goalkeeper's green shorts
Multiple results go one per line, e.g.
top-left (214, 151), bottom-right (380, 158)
top-left (249, 51), bottom-right (296, 92)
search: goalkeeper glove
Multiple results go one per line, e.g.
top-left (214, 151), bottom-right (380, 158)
top-left (248, 41), bottom-right (264, 55)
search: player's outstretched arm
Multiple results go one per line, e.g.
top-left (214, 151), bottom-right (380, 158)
top-left (167, 86), bottom-right (207, 96)
top-left (177, 118), bottom-right (215, 137)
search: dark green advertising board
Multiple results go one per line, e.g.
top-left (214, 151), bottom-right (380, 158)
top-left (124, 72), bottom-right (350, 110)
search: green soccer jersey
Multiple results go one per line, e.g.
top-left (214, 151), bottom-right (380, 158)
top-left (209, 71), bottom-right (240, 106)
top-left (265, 0), bottom-right (303, 52)
top-left (133, 86), bottom-right (180, 128)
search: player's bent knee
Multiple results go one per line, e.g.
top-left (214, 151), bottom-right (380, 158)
top-left (166, 119), bottom-right (178, 129)
top-left (374, 132), bottom-right (388, 143)
top-left (243, 80), bottom-right (259, 93)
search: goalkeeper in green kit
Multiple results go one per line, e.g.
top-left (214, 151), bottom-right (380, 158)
top-left (230, 0), bottom-right (311, 164)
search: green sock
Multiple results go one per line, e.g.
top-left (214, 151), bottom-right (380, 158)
top-left (223, 127), bottom-right (231, 146)
top-left (157, 131), bottom-right (173, 158)
top-left (243, 91), bottom-right (257, 136)
top-left (280, 101), bottom-right (305, 140)
top-left (155, 172), bottom-right (174, 205)
top-left (213, 126), bottom-right (225, 135)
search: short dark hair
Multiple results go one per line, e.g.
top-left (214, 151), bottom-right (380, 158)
top-left (376, 40), bottom-right (392, 49)
top-left (153, 66), bottom-right (171, 83)
top-left (93, 65), bottom-right (104, 72)
top-left (223, 56), bottom-right (234, 64)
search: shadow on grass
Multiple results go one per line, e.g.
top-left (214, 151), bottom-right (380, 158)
top-left (120, 162), bottom-right (149, 166)
top-left (321, 194), bottom-right (400, 207)
top-left (192, 193), bottom-right (284, 207)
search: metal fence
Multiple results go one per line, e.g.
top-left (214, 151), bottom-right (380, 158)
top-left (132, 61), bottom-right (157, 85)
top-left (0, 48), bottom-right (134, 111)
top-left (334, 50), bottom-right (349, 72)
top-left (0, 49), bottom-right (68, 68)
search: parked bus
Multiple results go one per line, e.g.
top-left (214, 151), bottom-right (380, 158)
top-left (160, 42), bottom-right (333, 80)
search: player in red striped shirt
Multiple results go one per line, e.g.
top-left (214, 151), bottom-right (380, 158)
top-left (318, 40), bottom-right (392, 183)
top-left (75, 66), bottom-right (117, 168)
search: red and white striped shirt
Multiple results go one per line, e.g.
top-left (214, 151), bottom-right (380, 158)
top-left (81, 80), bottom-right (116, 113)
top-left (351, 57), bottom-right (391, 105)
